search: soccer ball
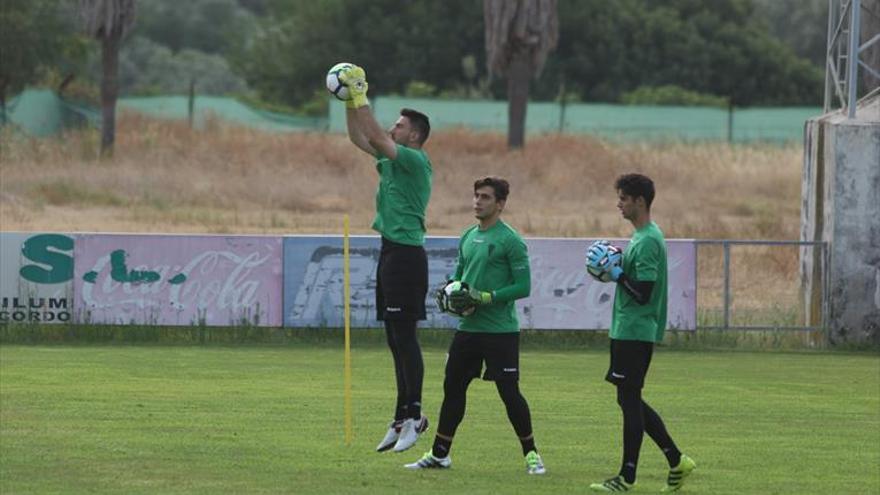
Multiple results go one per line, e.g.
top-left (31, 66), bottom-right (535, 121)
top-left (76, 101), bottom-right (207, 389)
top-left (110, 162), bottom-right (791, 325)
top-left (326, 62), bottom-right (354, 101)
top-left (586, 241), bottom-right (622, 283)
top-left (436, 280), bottom-right (476, 317)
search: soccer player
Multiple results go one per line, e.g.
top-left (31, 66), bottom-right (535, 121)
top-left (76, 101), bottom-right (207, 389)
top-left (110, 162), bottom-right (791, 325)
top-left (405, 177), bottom-right (546, 475)
top-left (340, 65), bottom-right (432, 453)
top-left (586, 173), bottom-right (696, 492)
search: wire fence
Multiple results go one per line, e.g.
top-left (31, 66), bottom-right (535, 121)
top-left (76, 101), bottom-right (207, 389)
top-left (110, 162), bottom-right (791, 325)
top-left (694, 240), bottom-right (827, 331)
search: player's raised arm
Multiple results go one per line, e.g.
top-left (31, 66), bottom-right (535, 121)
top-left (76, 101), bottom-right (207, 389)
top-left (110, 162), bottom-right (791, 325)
top-left (339, 65), bottom-right (399, 160)
top-left (345, 106), bottom-right (377, 156)
top-left (327, 62), bottom-right (377, 156)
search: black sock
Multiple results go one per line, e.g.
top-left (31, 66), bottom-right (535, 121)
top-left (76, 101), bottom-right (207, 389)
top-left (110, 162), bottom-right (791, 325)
top-left (432, 436), bottom-right (452, 458)
top-left (495, 380), bottom-right (536, 457)
top-left (643, 400), bottom-right (681, 467)
top-left (520, 437), bottom-right (536, 456)
top-left (663, 448), bottom-right (682, 468)
top-left (620, 462), bottom-right (637, 485)
top-left (389, 319), bottom-right (423, 420)
top-left (617, 386), bottom-right (644, 485)
top-left (394, 406), bottom-right (407, 423)
top-left (385, 321), bottom-right (408, 422)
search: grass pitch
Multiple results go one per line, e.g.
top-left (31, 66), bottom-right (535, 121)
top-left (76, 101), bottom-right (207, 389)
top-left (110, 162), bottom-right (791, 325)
top-left (1, 343), bottom-right (878, 494)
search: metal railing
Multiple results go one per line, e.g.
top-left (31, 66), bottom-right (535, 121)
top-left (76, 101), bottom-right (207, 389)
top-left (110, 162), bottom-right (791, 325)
top-left (824, 0), bottom-right (880, 117)
top-left (694, 240), bottom-right (828, 331)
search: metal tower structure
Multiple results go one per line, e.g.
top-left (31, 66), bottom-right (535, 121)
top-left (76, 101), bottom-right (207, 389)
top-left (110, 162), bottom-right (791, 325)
top-left (824, 0), bottom-right (880, 117)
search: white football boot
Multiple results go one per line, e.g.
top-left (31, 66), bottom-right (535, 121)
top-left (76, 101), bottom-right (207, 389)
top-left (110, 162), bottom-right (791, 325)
top-left (404, 451), bottom-right (451, 469)
top-left (375, 419), bottom-right (403, 452)
top-left (392, 415), bottom-right (429, 452)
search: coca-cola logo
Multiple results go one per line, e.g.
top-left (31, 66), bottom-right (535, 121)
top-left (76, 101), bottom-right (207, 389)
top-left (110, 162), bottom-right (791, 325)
top-left (81, 249), bottom-right (272, 312)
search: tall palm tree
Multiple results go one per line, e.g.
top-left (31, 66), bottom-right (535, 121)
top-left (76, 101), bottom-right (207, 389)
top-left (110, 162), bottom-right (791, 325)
top-left (484, 0), bottom-right (558, 149)
top-left (79, 0), bottom-right (136, 157)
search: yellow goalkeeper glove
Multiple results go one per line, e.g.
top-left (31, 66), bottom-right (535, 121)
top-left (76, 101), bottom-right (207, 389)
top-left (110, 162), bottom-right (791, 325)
top-left (339, 65), bottom-right (369, 109)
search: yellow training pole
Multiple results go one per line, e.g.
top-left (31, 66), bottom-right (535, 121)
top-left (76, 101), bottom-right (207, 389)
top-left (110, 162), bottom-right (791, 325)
top-left (343, 215), bottom-right (353, 446)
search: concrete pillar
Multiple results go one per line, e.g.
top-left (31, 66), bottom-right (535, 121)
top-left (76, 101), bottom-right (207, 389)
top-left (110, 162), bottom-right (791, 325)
top-left (801, 97), bottom-right (880, 346)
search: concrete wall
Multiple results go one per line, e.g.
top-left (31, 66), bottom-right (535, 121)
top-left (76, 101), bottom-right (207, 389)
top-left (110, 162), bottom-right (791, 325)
top-left (801, 97), bottom-right (880, 346)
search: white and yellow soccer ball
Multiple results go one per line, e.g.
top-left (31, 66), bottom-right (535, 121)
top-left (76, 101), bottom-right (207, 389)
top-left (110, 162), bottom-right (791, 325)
top-left (326, 62), bottom-right (354, 101)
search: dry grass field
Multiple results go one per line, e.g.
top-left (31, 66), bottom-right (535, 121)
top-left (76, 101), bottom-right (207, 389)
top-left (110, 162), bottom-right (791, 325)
top-left (1, 114), bottom-right (807, 322)
top-left (1, 113), bottom-right (802, 239)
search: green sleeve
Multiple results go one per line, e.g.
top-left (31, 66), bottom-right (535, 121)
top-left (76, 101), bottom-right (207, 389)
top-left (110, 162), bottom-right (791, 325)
top-left (453, 250), bottom-right (464, 281)
top-left (452, 233), bottom-right (465, 281)
top-left (492, 237), bottom-right (531, 303)
top-left (634, 238), bottom-right (662, 281)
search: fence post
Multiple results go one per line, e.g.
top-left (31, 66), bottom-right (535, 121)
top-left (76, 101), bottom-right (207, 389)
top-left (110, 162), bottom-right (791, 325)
top-left (727, 104), bottom-right (734, 143)
top-left (188, 78), bottom-right (195, 129)
top-left (847, 0), bottom-right (861, 118)
top-left (557, 79), bottom-right (567, 134)
top-left (723, 241), bottom-right (731, 329)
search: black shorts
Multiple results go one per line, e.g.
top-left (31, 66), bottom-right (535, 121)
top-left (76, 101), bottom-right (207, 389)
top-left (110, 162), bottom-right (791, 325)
top-left (604, 339), bottom-right (654, 389)
top-left (376, 237), bottom-right (428, 321)
top-left (445, 331), bottom-right (521, 382)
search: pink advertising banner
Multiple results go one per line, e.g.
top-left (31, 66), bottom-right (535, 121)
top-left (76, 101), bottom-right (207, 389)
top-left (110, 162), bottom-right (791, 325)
top-left (73, 235), bottom-right (283, 326)
top-left (521, 238), bottom-right (696, 330)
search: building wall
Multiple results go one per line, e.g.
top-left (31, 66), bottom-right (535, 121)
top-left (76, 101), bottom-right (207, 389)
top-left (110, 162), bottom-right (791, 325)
top-left (801, 98), bottom-right (880, 345)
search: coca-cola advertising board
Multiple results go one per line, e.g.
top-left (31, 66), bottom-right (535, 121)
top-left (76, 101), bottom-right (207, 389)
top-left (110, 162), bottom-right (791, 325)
top-left (73, 234), bottom-right (283, 326)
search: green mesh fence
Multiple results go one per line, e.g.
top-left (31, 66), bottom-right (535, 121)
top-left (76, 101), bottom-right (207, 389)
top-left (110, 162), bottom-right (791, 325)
top-left (118, 96), bottom-right (327, 132)
top-left (2, 90), bottom-right (327, 137)
top-left (3, 88), bottom-right (819, 142)
top-left (2, 89), bottom-right (100, 137)
top-left (328, 96), bottom-right (821, 143)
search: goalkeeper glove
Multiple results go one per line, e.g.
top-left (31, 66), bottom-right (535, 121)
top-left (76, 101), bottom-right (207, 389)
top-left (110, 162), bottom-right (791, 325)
top-left (586, 241), bottom-right (623, 282)
top-left (468, 287), bottom-right (493, 305)
top-left (339, 65), bottom-right (369, 109)
top-left (450, 287), bottom-right (493, 308)
top-left (446, 288), bottom-right (475, 316)
top-left (608, 265), bottom-right (623, 282)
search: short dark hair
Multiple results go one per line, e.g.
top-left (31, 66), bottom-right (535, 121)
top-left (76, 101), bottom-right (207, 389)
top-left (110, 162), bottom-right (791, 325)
top-left (400, 108), bottom-right (430, 144)
top-left (615, 173), bottom-right (655, 209)
top-left (474, 176), bottom-right (510, 202)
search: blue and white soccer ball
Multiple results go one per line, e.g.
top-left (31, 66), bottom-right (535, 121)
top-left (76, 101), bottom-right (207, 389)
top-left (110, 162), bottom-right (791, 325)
top-left (326, 62), bottom-right (354, 101)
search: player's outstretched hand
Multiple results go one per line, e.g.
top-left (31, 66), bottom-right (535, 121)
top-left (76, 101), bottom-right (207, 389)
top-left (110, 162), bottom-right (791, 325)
top-left (339, 65), bottom-right (369, 108)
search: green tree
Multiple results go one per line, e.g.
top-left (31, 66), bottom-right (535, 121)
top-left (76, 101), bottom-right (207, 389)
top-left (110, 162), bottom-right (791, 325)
top-left (239, 0), bottom-right (485, 110)
top-left (621, 85), bottom-right (728, 107)
top-left (751, 0), bottom-right (827, 68)
top-left (0, 1), bottom-right (85, 121)
top-left (238, 0), bottom-right (824, 110)
top-left (548, 0), bottom-right (822, 106)
top-left (133, 0), bottom-right (259, 56)
top-left (115, 36), bottom-right (249, 95)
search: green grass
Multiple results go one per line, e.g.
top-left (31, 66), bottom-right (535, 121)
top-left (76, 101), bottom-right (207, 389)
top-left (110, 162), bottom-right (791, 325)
top-left (1, 344), bottom-right (878, 494)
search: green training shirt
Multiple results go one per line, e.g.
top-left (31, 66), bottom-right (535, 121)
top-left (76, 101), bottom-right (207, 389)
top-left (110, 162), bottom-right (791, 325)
top-left (453, 220), bottom-right (531, 333)
top-left (371, 144), bottom-right (432, 246)
top-left (610, 221), bottom-right (668, 343)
